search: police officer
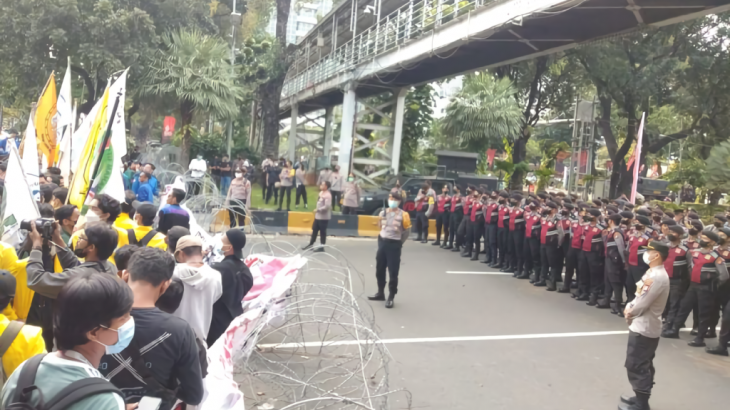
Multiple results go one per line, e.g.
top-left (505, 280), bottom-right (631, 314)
top-left (707, 227), bottom-right (730, 340)
top-left (564, 206), bottom-right (586, 294)
top-left (661, 225), bottom-right (689, 332)
top-left (495, 191), bottom-right (510, 269)
top-left (484, 192), bottom-right (500, 265)
top-left (463, 188), bottom-right (485, 260)
top-left (453, 186), bottom-right (473, 253)
top-left (626, 215), bottom-right (652, 303)
top-left (604, 213), bottom-right (627, 315)
top-left (537, 202), bottom-right (561, 288)
top-left (445, 185), bottom-right (463, 250)
top-left (707, 229), bottom-right (730, 355)
top-left (522, 200), bottom-right (542, 279)
top-left (413, 184), bottom-right (432, 243)
top-left (507, 194), bottom-right (525, 275)
top-left (619, 241), bottom-right (670, 410)
top-left (578, 208), bottom-right (605, 304)
top-left (369, 192), bottom-right (412, 309)
top-left (433, 184), bottom-right (451, 247)
top-left (662, 229), bottom-right (729, 346)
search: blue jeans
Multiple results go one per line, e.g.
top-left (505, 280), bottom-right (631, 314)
top-left (220, 176), bottom-right (231, 196)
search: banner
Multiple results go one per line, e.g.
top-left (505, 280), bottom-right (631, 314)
top-left (35, 72), bottom-right (58, 164)
top-left (57, 103), bottom-right (75, 185)
top-left (21, 117), bottom-right (40, 201)
top-left (56, 59), bottom-right (73, 164)
top-left (1, 144), bottom-right (40, 246)
top-left (162, 116), bottom-right (176, 144)
top-left (95, 70), bottom-right (128, 203)
top-left (71, 91), bottom-right (104, 172)
top-left (486, 148), bottom-right (497, 169)
top-left (630, 113), bottom-right (645, 204)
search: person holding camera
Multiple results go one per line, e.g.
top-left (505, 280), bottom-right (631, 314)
top-left (26, 222), bottom-right (119, 300)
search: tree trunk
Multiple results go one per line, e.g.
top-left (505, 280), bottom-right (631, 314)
top-left (260, 74), bottom-right (285, 158)
top-left (180, 99), bottom-right (195, 167)
top-left (510, 130), bottom-right (528, 190)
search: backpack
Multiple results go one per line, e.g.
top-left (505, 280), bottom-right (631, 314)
top-left (6, 354), bottom-right (123, 409)
top-left (0, 321), bottom-right (24, 384)
top-left (127, 228), bottom-right (159, 247)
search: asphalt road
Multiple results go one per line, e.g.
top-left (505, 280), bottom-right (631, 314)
top-left (248, 235), bottom-right (729, 410)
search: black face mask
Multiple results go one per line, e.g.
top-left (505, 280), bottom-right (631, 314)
top-left (621, 219), bottom-right (630, 226)
top-left (719, 238), bottom-right (726, 246)
top-left (634, 224), bottom-right (644, 230)
top-left (714, 222), bottom-right (723, 228)
top-left (510, 200), bottom-right (517, 205)
top-left (74, 246), bottom-right (88, 259)
top-left (529, 205), bottom-right (536, 211)
top-left (688, 228), bottom-right (699, 236)
top-left (582, 215), bottom-right (592, 222)
top-left (542, 210), bottom-right (550, 217)
top-left (498, 199), bottom-right (505, 204)
top-left (699, 240), bottom-right (711, 248)
top-left (667, 234), bottom-right (678, 242)
top-left (561, 210), bottom-right (569, 216)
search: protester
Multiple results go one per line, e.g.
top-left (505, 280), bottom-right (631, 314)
top-left (113, 245), bottom-right (139, 280)
top-left (342, 173), bottom-right (361, 215)
top-left (302, 181), bottom-right (332, 252)
top-left (226, 167), bottom-right (251, 228)
top-left (208, 229), bottom-right (253, 346)
top-left (329, 165), bottom-right (343, 212)
top-left (70, 194), bottom-right (129, 253)
top-left (278, 160), bottom-right (294, 211)
top-left (172, 236), bottom-right (222, 342)
top-left (39, 183), bottom-right (58, 204)
top-left (114, 190), bottom-right (137, 231)
top-left (294, 163), bottom-right (308, 209)
top-left (135, 172), bottom-right (154, 203)
top-left (132, 164), bottom-right (158, 197)
top-left (54, 204), bottom-right (79, 245)
top-left (1, 272), bottom-right (132, 410)
top-left (123, 160), bottom-right (140, 190)
top-left (128, 203), bottom-right (167, 250)
top-left (100, 247), bottom-right (203, 408)
top-left (157, 188), bottom-right (190, 234)
top-left (165, 226), bottom-right (190, 256)
top-left (0, 271), bottom-right (45, 378)
top-left (38, 203), bottom-right (54, 218)
top-left (51, 187), bottom-right (68, 209)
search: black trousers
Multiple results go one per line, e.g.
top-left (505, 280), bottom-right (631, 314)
top-left (524, 236), bottom-right (541, 275)
top-left (625, 331), bottom-right (659, 395)
top-left (663, 278), bottom-right (688, 330)
top-left (486, 223), bottom-right (498, 262)
top-left (497, 227), bottom-right (509, 265)
top-left (627, 265), bottom-right (648, 303)
top-left (331, 190), bottom-right (342, 210)
top-left (376, 237), bottom-right (403, 294)
top-left (510, 228), bottom-right (525, 273)
top-left (266, 182), bottom-right (278, 203)
top-left (295, 184), bottom-right (308, 206)
top-left (278, 185), bottom-right (292, 209)
top-left (564, 247), bottom-right (581, 289)
top-left (342, 206), bottom-right (358, 215)
top-left (709, 285), bottom-right (729, 332)
top-left (540, 242), bottom-right (560, 283)
top-left (449, 212), bottom-right (463, 246)
top-left (416, 211), bottom-right (429, 239)
top-left (579, 248), bottom-right (604, 295)
top-left (673, 284), bottom-right (715, 339)
top-left (228, 202), bottom-right (247, 228)
top-left (455, 216), bottom-right (467, 247)
top-left (470, 221), bottom-right (484, 256)
top-left (435, 211), bottom-right (449, 243)
top-left (309, 219), bottom-right (328, 245)
top-left (718, 298), bottom-right (730, 347)
top-left (463, 219), bottom-right (474, 252)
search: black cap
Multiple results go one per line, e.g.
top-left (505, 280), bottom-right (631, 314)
top-left (688, 213), bottom-right (700, 220)
top-left (563, 203), bottom-right (575, 210)
top-left (675, 208), bottom-right (685, 213)
top-left (537, 193), bottom-right (548, 200)
top-left (606, 205), bottom-right (618, 213)
top-left (225, 228), bottom-right (247, 258)
top-left (714, 214), bottom-right (728, 223)
top-left (625, 203), bottom-right (635, 210)
top-left (689, 220), bottom-right (704, 231)
top-left (660, 218), bottom-right (677, 227)
top-left (665, 211), bottom-right (675, 218)
top-left (608, 213), bottom-right (622, 224)
top-left (702, 229), bottom-right (720, 243)
top-left (134, 203), bottom-right (158, 221)
top-left (0, 270), bottom-right (15, 299)
top-left (636, 209), bottom-right (651, 217)
top-left (588, 208), bottom-right (602, 217)
top-left (643, 240), bottom-right (669, 260)
top-left (546, 201), bottom-right (558, 209)
top-left (620, 211), bottom-right (634, 219)
top-left (668, 225), bottom-right (685, 236)
top-left (167, 226), bottom-right (190, 252)
top-left (592, 199), bottom-right (603, 206)
top-left (721, 228), bottom-right (730, 238)
top-left (636, 215), bottom-right (652, 226)
top-left (511, 194), bottom-right (524, 201)
top-left (498, 190), bottom-right (509, 198)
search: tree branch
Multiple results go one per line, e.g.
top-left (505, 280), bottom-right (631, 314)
top-left (71, 64), bottom-right (95, 104)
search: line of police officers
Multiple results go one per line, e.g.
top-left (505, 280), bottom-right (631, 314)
top-left (411, 185), bottom-right (730, 357)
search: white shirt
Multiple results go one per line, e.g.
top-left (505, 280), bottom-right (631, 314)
top-left (627, 264), bottom-right (670, 338)
top-left (189, 158), bottom-right (207, 178)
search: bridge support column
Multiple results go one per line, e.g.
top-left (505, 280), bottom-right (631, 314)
top-left (338, 84), bottom-right (357, 177)
top-left (322, 106), bottom-right (334, 167)
top-left (288, 103), bottom-right (298, 162)
top-left (391, 88), bottom-right (408, 175)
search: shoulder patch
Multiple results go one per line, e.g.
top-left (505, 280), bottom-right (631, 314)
top-left (711, 251), bottom-right (719, 258)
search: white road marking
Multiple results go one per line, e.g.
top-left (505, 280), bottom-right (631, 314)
top-left (446, 271), bottom-right (513, 275)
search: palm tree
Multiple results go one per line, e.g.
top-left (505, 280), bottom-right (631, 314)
top-left (140, 29), bottom-right (244, 165)
top-left (443, 73), bottom-right (523, 149)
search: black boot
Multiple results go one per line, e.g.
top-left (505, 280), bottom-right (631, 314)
top-left (611, 301), bottom-right (622, 315)
top-left (660, 329), bottom-right (679, 339)
top-left (470, 254), bottom-right (479, 261)
top-left (367, 290), bottom-right (386, 301)
top-left (586, 293), bottom-right (598, 306)
top-left (481, 259), bottom-right (492, 264)
top-left (451, 246), bottom-right (461, 252)
top-left (499, 264), bottom-right (512, 272)
top-left (705, 345), bottom-right (729, 356)
top-left (706, 330), bottom-right (717, 339)
top-left (688, 337), bottom-right (706, 347)
top-left (618, 392), bottom-right (650, 410)
top-left (414, 235), bottom-right (422, 241)
top-left (557, 286), bottom-right (570, 293)
top-left (432, 240), bottom-right (441, 246)
top-left (533, 280), bottom-right (546, 287)
top-left (690, 328), bottom-right (698, 336)
top-left (444, 244), bottom-right (453, 250)
top-left (385, 293), bottom-right (395, 309)
top-left (518, 269), bottom-right (531, 280)
top-left (596, 297), bottom-right (611, 309)
top-left (421, 238), bottom-right (428, 244)
top-left (302, 243), bottom-right (314, 251)
top-left (461, 251), bottom-right (472, 258)
top-left (576, 293), bottom-right (589, 301)
top-left (546, 280), bottom-right (557, 291)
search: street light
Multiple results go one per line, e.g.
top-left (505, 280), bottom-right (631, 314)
top-left (227, 0), bottom-right (242, 157)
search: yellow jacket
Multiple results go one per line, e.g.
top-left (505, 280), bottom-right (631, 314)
top-left (0, 243), bottom-right (19, 320)
top-left (0, 315), bottom-right (46, 377)
top-left (114, 213), bottom-right (136, 231)
top-left (129, 226), bottom-right (167, 251)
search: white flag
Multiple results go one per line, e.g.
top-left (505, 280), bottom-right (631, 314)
top-left (96, 69), bottom-right (128, 202)
top-left (2, 144), bottom-right (40, 246)
top-left (71, 85), bottom-right (106, 172)
top-left (21, 117), bottom-right (40, 201)
top-left (57, 59), bottom-right (73, 128)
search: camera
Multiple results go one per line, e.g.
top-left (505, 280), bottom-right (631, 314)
top-left (20, 218), bottom-right (55, 240)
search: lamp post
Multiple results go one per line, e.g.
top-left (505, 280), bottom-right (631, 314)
top-left (228, 0), bottom-right (242, 157)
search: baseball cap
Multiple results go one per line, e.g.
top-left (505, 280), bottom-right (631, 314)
top-left (0, 270), bottom-right (15, 299)
top-left (175, 235), bottom-right (203, 256)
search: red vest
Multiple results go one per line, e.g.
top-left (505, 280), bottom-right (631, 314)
top-left (463, 197), bottom-right (472, 215)
top-left (582, 224), bottom-right (602, 252)
top-left (685, 239), bottom-right (700, 250)
top-left (570, 222), bottom-right (584, 249)
top-left (525, 214), bottom-right (541, 238)
top-left (497, 205), bottom-right (508, 228)
top-left (628, 234), bottom-right (649, 266)
top-left (540, 217), bottom-right (557, 245)
top-left (663, 244), bottom-right (687, 279)
top-left (485, 203), bottom-right (499, 223)
top-left (690, 249), bottom-right (721, 284)
top-left (450, 195), bottom-right (460, 212)
top-left (416, 195), bottom-right (427, 211)
top-left (437, 195), bottom-right (450, 213)
top-left (470, 202), bottom-right (483, 222)
top-left (509, 208), bottom-right (524, 231)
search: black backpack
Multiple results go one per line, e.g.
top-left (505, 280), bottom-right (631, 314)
top-left (5, 354), bottom-right (124, 410)
top-left (127, 228), bottom-right (159, 247)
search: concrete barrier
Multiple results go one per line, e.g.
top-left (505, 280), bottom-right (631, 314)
top-left (287, 212), bottom-right (316, 235)
top-left (249, 210), bottom-right (289, 234)
top-left (328, 214), bottom-right (360, 237)
top-left (358, 215), bottom-right (381, 237)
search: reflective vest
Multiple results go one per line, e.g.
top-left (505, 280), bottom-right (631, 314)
top-left (540, 216), bottom-right (558, 245)
top-left (485, 203), bottom-right (499, 224)
top-left (437, 195), bottom-right (450, 213)
top-left (628, 233), bottom-right (650, 266)
top-left (509, 208), bottom-right (524, 231)
top-left (582, 224), bottom-right (603, 252)
top-left (464, 197), bottom-right (472, 215)
top-left (380, 208), bottom-right (406, 240)
top-left (663, 244), bottom-right (688, 279)
top-left (525, 214), bottom-right (541, 238)
top-left (450, 195), bottom-right (462, 213)
top-left (570, 222), bottom-right (584, 249)
top-left (470, 202), bottom-right (483, 223)
top-left (690, 249), bottom-right (722, 284)
top-left (497, 205), bottom-right (509, 228)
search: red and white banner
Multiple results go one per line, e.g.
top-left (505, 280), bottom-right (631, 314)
top-left (162, 116), bottom-right (176, 144)
top-left (630, 113), bottom-right (646, 204)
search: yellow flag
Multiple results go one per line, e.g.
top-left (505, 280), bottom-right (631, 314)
top-left (35, 72), bottom-right (58, 165)
top-left (68, 88), bottom-right (110, 208)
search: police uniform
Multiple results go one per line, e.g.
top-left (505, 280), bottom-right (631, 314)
top-left (661, 229), bottom-right (689, 332)
top-left (445, 192), bottom-right (463, 250)
top-left (433, 193), bottom-right (451, 247)
top-left (578, 209), bottom-right (605, 305)
top-left (369, 205), bottom-right (412, 308)
top-left (464, 194), bottom-right (485, 260)
top-left (626, 216), bottom-right (652, 303)
top-left (537, 202), bottom-right (563, 288)
top-left (484, 199), bottom-right (500, 265)
top-left (453, 195), bottom-right (472, 252)
top-left (604, 216), bottom-right (627, 315)
top-left (507, 195), bottom-right (526, 275)
top-left (496, 194), bottom-right (510, 268)
top-left (414, 189), bottom-right (434, 243)
top-left (707, 228), bottom-right (730, 355)
top-left (523, 206), bottom-right (542, 280)
top-left (564, 212), bottom-right (585, 294)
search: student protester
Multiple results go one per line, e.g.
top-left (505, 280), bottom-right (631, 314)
top-left (51, 187), bottom-right (68, 209)
top-left (618, 241), bottom-right (670, 410)
top-left (71, 194), bottom-right (128, 252)
top-left (27, 223), bottom-right (119, 299)
top-left (135, 172), bottom-right (154, 203)
top-left (114, 190), bottom-right (137, 231)
top-left (54, 204), bottom-right (79, 246)
top-left (172, 236), bottom-right (222, 342)
top-left (132, 164), bottom-right (158, 197)
top-left (329, 165), bottom-right (343, 212)
top-left (113, 245), bottom-right (139, 281)
top-left (226, 167), bottom-right (252, 228)
top-left (294, 163), bottom-right (308, 209)
top-left (1, 272), bottom-right (132, 410)
top-left (368, 192), bottom-right (411, 308)
top-left (278, 160), bottom-right (294, 211)
top-left (165, 226), bottom-right (190, 256)
top-left (39, 183), bottom-right (58, 204)
top-left (38, 203), bottom-right (55, 218)
top-left (157, 188), bottom-right (190, 234)
top-left (100, 247), bottom-right (203, 409)
top-left (342, 173), bottom-right (361, 215)
top-left (302, 181), bottom-right (332, 252)
top-left (208, 229), bottom-right (254, 346)
top-left (128, 203), bottom-right (167, 250)
top-left (0, 271), bottom-right (46, 379)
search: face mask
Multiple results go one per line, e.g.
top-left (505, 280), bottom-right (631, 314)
top-left (74, 246), bottom-right (88, 259)
top-left (85, 211), bottom-right (101, 224)
top-left (542, 211), bottom-right (550, 217)
top-left (348, 177), bottom-right (354, 182)
top-left (498, 199), bottom-right (505, 204)
top-left (634, 224), bottom-right (643, 230)
top-left (699, 240), bottom-right (711, 248)
top-left (667, 234), bottom-right (678, 242)
top-left (95, 317), bottom-right (135, 355)
top-left (529, 205), bottom-right (536, 211)
top-left (714, 222), bottom-right (723, 228)
top-left (583, 216), bottom-right (592, 222)
top-left (689, 229), bottom-right (699, 236)
top-left (561, 210), bottom-right (569, 216)
top-left (221, 244), bottom-right (233, 254)
top-left (510, 200), bottom-right (517, 205)
top-left (643, 252), bottom-right (656, 265)
top-left (235, 173), bottom-right (243, 178)
top-left (388, 200), bottom-right (399, 209)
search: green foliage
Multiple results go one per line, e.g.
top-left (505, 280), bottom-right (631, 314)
top-left (443, 73), bottom-right (522, 150)
top-left (661, 156), bottom-right (706, 189)
top-left (400, 85), bottom-right (435, 171)
top-left (493, 159), bottom-right (529, 186)
top-left (650, 201), bottom-right (725, 224)
top-left (534, 167), bottom-right (555, 192)
top-left (705, 139), bottom-right (730, 194)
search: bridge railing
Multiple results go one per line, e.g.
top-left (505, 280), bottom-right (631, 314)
top-left (282, 0), bottom-right (495, 98)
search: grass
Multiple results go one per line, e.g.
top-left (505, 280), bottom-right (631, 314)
top-left (249, 183), bottom-right (322, 211)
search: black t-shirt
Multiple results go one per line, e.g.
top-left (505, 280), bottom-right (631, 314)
top-left (211, 158), bottom-right (220, 176)
top-left (99, 307), bottom-right (204, 408)
top-left (267, 166), bottom-right (281, 184)
top-left (219, 160), bottom-right (232, 178)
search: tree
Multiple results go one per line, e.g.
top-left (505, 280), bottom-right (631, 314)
top-left (705, 140), bottom-right (730, 204)
top-left (140, 29), bottom-right (244, 165)
top-left (400, 85), bottom-right (435, 170)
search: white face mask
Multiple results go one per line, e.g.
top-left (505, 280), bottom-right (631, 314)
top-left (235, 173), bottom-right (243, 178)
top-left (85, 211), bottom-right (101, 224)
top-left (643, 252), bottom-right (656, 265)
